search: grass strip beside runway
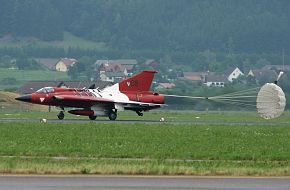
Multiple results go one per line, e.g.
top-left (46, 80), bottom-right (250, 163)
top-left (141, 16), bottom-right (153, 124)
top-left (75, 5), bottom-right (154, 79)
top-left (0, 122), bottom-right (290, 176)
top-left (2, 110), bottom-right (290, 122)
top-left (0, 157), bottom-right (289, 176)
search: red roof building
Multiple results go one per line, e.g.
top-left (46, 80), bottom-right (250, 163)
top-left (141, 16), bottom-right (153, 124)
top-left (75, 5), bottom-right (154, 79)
top-left (55, 58), bottom-right (77, 72)
top-left (156, 83), bottom-right (176, 89)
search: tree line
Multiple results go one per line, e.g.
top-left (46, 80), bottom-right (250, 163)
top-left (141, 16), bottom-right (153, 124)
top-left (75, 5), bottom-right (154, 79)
top-left (0, 0), bottom-right (290, 54)
top-left (0, 45), bottom-right (288, 74)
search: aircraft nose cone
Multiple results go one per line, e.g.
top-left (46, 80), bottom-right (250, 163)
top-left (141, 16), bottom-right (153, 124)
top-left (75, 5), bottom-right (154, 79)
top-left (15, 94), bottom-right (32, 103)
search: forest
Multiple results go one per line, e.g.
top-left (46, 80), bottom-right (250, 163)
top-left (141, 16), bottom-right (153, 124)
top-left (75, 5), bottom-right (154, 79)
top-left (0, 0), bottom-right (290, 54)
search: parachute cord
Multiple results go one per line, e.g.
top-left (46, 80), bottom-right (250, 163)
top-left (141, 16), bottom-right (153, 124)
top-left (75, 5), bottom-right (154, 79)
top-left (208, 98), bottom-right (256, 103)
top-left (161, 94), bottom-right (206, 99)
top-left (210, 91), bottom-right (258, 99)
top-left (209, 87), bottom-right (260, 99)
top-left (162, 84), bottom-right (282, 109)
top-left (209, 98), bottom-right (257, 108)
top-left (209, 98), bottom-right (257, 105)
top-left (209, 95), bottom-right (257, 100)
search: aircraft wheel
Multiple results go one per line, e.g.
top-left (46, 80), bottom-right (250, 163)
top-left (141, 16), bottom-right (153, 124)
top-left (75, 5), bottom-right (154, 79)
top-left (57, 111), bottom-right (64, 120)
top-left (89, 115), bottom-right (97, 120)
top-left (108, 111), bottom-right (117, 121)
top-left (136, 111), bottom-right (143, 116)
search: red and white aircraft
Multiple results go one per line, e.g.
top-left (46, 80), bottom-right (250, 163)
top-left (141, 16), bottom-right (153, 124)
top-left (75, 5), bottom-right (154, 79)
top-left (15, 70), bottom-right (165, 120)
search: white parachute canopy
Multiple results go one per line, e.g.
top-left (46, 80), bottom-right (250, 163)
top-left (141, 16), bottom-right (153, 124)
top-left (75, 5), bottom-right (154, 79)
top-left (256, 83), bottom-right (286, 119)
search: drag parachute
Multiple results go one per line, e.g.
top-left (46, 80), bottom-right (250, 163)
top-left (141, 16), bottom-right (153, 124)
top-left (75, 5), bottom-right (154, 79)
top-left (163, 80), bottom-right (286, 120)
top-left (256, 83), bottom-right (286, 119)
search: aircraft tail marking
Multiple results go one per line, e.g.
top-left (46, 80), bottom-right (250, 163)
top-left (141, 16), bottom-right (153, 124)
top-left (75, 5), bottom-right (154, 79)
top-left (119, 70), bottom-right (157, 92)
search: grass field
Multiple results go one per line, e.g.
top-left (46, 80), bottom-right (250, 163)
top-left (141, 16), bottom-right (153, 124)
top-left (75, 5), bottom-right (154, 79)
top-left (0, 32), bottom-right (107, 51)
top-left (1, 122), bottom-right (290, 160)
top-left (0, 68), bottom-right (69, 90)
top-left (0, 111), bottom-right (290, 176)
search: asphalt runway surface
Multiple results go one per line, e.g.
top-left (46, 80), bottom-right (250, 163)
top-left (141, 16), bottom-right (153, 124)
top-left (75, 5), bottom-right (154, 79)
top-left (1, 118), bottom-right (290, 126)
top-left (0, 176), bottom-right (290, 190)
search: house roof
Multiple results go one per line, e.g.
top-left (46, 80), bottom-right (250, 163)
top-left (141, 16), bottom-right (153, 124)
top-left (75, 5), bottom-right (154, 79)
top-left (99, 62), bottom-right (126, 73)
top-left (144, 59), bottom-right (159, 68)
top-left (262, 65), bottom-right (290, 72)
top-left (224, 67), bottom-right (243, 77)
top-left (249, 69), bottom-right (278, 78)
top-left (59, 58), bottom-right (77, 66)
top-left (157, 83), bottom-right (175, 89)
top-left (182, 72), bottom-right (204, 81)
top-left (18, 80), bottom-right (112, 94)
top-left (205, 74), bottom-right (227, 82)
top-left (103, 72), bottom-right (126, 78)
top-left (145, 59), bottom-right (158, 65)
top-left (35, 58), bottom-right (58, 70)
top-left (96, 59), bottom-right (137, 71)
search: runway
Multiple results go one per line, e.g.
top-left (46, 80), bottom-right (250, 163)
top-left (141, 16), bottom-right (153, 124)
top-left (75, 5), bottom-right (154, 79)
top-left (1, 118), bottom-right (290, 126)
top-left (0, 176), bottom-right (290, 190)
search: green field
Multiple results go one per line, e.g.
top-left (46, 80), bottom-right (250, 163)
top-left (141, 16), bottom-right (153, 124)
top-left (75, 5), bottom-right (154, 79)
top-left (0, 111), bottom-right (290, 176)
top-left (0, 68), bottom-right (69, 90)
top-left (1, 122), bottom-right (290, 160)
top-left (0, 31), bottom-right (107, 90)
top-left (0, 32), bottom-right (107, 50)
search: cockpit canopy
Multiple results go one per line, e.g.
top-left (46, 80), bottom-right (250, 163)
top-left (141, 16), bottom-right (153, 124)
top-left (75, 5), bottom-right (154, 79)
top-left (36, 87), bottom-right (55, 94)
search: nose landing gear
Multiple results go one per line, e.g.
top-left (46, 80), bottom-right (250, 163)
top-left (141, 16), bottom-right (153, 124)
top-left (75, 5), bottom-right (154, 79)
top-left (57, 111), bottom-right (64, 120)
top-left (89, 115), bottom-right (97, 120)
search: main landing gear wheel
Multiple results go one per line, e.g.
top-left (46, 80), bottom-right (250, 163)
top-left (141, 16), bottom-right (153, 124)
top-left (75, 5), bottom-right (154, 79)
top-left (136, 111), bottom-right (143, 116)
top-left (57, 111), bottom-right (64, 120)
top-left (108, 111), bottom-right (117, 121)
top-left (89, 115), bottom-right (97, 120)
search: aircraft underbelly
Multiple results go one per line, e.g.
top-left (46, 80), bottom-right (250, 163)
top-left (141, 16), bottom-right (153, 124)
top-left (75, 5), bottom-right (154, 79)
top-left (123, 103), bottom-right (161, 111)
top-left (90, 104), bottom-right (113, 116)
top-left (58, 102), bottom-right (92, 108)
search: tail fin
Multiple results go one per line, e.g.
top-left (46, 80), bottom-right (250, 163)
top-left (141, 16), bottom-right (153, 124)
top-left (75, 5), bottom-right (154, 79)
top-left (119, 70), bottom-right (157, 92)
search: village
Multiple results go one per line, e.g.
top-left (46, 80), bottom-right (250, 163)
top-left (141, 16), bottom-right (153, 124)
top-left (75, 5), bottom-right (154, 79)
top-left (17, 57), bottom-right (289, 95)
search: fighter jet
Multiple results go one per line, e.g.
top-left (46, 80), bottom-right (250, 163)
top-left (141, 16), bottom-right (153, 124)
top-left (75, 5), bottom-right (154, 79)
top-left (15, 70), bottom-right (164, 120)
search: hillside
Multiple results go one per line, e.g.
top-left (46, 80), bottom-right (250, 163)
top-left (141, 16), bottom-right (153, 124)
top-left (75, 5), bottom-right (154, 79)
top-left (0, 32), bottom-right (107, 51)
top-left (0, 68), bottom-right (69, 90)
top-left (0, 0), bottom-right (289, 53)
top-left (0, 91), bottom-right (47, 112)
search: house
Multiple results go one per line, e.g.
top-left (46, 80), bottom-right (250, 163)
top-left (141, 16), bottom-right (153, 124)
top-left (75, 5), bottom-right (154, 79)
top-left (95, 59), bottom-right (137, 75)
top-left (99, 62), bottom-right (127, 74)
top-left (35, 58), bottom-right (77, 72)
top-left (18, 80), bottom-right (112, 94)
top-left (99, 72), bottom-right (127, 82)
top-left (180, 72), bottom-right (204, 82)
top-left (202, 67), bottom-right (243, 87)
top-left (35, 58), bottom-right (59, 70)
top-left (156, 83), bottom-right (176, 89)
top-left (55, 58), bottom-right (77, 72)
top-left (204, 74), bottom-right (227, 87)
top-left (248, 69), bottom-right (278, 84)
top-left (262, 65), bottom-right (290, 72)
top-left (225, 67), bottom-right (244, 82)
top-left (117, 59), bottom-right (137, 75)
top-left (98, 62), bottom-right (128, 82)
top-left (248, 69), bottom-right (278, 78)
top-left (145, 59), bottom-right (159, 68)
top-left (96, 60), bottom-right (135, 82)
